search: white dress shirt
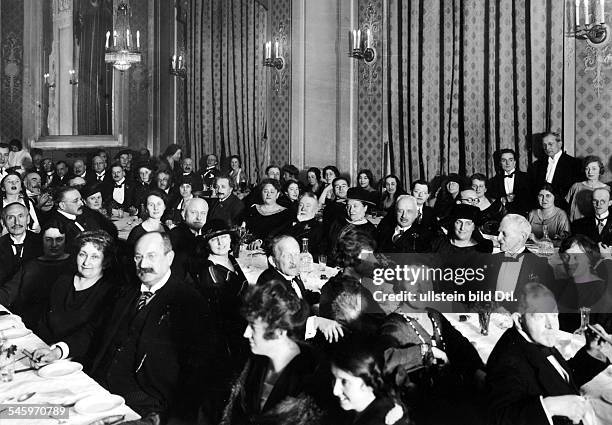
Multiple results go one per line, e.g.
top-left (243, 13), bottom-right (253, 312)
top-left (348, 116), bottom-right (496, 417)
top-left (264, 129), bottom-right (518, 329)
top-left (504, 168), bottom-right (516, 195)
top-left (545, 151), bottom-right (563, 184)
top-left (113, 178), bottom-right (126, 204)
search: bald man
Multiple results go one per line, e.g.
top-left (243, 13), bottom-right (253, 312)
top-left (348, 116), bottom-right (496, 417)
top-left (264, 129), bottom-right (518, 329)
top-left (376, 194), bottom-right (434, 252)
top-left (571, 187), bottom-right (612, 245)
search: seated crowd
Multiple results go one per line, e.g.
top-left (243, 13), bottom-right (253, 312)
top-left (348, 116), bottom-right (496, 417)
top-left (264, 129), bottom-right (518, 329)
top-left (0, 133), bottom-right (611, 425)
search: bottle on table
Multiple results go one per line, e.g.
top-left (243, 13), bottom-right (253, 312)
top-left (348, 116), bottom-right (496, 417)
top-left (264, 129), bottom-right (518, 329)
top-left (299, 238), bottom-right (314, 274)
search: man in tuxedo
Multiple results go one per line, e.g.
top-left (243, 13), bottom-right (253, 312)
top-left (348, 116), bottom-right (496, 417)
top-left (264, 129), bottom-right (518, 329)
top-left (199, 154), bottom-right (220, 190)
top-left (377, 195), bottom-right (434, 253)
top-left (571, 187), bottom-right (612, 245)
top-left (489, 149), bottom-right (532, 214)
top-left (0, 202), bottom-right (42, 284)
top-left (180, 157), bottom-right (203, 192)
top-left (91, 155), bottom-right (110, 184)
top-left (271, 192), bottom-right (324, 258)
top-left (170, 198), bottom-right (209, 278)
top-left (256, 235), bottom-right (343, 341)
top-left (487, 282), bottom-right (610, 425)
top-left (411, 179), bottom-right (439, 232)
top-left (489, 214), bottom-right (553, 309)
top-left (73, 159), bottom-right (88, 181)
top-left (207, 175), bottom-right (244, 226)
top-left (322, 177), bottom-right (350, 234)
top-left (115, 149), bottom-right (134, 181)
top-left (528, 132), bottom-right (582, 200)
top-left (24, 171), bottom-right (42, 205)
top-left (155, 169), bottom-right (178, 207)
top-left (0, 143), bottom-right (9, 180)
top-left (49, 160), bottom-right (71, 187)
top-left (90, 232), bottom-right (207, 422)
top-left (102, 163), bottom-right (136, 213)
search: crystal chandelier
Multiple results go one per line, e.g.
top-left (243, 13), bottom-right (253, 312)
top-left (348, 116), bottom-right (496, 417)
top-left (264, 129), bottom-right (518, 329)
top-left (105, 0), bottom-right (141, 72)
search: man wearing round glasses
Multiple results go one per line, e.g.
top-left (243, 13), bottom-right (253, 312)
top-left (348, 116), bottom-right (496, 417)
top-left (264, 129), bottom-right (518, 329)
top-left (572, 187), bottom-right (612, 245)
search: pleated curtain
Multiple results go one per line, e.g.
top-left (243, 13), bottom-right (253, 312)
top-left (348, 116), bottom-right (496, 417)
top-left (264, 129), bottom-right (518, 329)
top-left (387, 0), bottom-right (567, 186)
top-left (187, 0), bottom-right (267, 182)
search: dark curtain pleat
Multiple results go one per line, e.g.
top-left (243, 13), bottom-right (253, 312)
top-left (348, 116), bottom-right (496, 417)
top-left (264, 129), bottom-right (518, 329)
top-left (75, 0), bottom-right (113, 135)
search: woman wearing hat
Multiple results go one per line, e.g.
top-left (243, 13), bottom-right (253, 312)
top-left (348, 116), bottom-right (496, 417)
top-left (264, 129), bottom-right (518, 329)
top-left (191, 219), bottom-right (249, 424)
top-left (431, 204), bottom-right (493, 256)
top-left (80, 183), bottom-right (118, 240)
top-left (327, 187), bottom-right (377, 261)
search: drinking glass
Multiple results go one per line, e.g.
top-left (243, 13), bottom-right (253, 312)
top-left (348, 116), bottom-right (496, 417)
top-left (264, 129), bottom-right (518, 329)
top-left (318, 255), bottom-right (327, 272)
top-left (574, 306), bottom-right (591, 335)
top-left (479, 311), bottom-right (491, 336)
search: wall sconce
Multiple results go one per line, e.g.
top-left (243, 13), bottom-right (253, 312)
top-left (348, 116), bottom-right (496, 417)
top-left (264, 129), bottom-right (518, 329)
top-left (43, 73), bottom-right (55, 88)
top-left (349, 29), bottom-right (376, 63)
top-left (573, 0), bottom-right (607, 44)
top-left (69, 69), bottom-right (78, 85)
top-left (264, 41), bottom-right (284, 70)
top-left (170, 54), bottom-right (187, 78)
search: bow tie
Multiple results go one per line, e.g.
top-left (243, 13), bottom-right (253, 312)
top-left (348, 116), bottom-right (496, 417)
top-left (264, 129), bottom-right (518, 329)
top-left (114, 183), bottom-right (124, 189)
top-left (502, 253), bottom-right (520, 262)
top-left (504, 172), bottom-right (515, 178)
top-left (596, 216), bottom-right (608, 225)
top-left (538, 345), bottom-right (557, 358)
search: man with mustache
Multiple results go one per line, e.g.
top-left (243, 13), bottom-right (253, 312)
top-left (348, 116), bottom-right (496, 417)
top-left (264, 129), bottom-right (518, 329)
top-left (376, 195), bottom-right (434, 253)
top-left (0, 202), bottom-right (42, 284)
top-left (46, 186), bottom-right (99, 248)
top-left (207, 175), bottom-right (244, 226)
top-left (24, 171), bottom-right (42, 204)
top-left (90, 232), bottom-right (207, 424)
top-left (487, 282), bottom-right (611, 425)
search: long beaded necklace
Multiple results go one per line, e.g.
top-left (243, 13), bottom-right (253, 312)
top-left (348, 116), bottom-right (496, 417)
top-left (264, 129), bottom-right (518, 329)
top-left (399, 311), bottom-right (446, 351)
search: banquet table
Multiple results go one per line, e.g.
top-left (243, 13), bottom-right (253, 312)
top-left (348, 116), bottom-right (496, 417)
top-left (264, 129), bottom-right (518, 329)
top-left (236, 247), bottom-right (339, 291)
top-left (112, 215), bottom-right (142, 241)
top-left (0, 308), bottom-right (140, 425)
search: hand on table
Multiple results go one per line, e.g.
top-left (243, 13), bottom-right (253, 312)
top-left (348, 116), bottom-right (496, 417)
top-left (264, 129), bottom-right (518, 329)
top-left (542, 395), bottom-right (587, 424)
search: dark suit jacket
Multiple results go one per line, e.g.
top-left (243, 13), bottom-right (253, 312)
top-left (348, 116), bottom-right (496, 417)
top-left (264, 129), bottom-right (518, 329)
top-left (207, 194), bottom-right (245, 226)
top-left (102, 179), bottom-right (136, 211)
top-left (88, 171), bottom-right (112, 186)
top-left (571, 213), bottom-right (612, 245)
top-left (417, 205), bottom-right (440, 233)
top-left (45, 209), bottom-right (100, 248)
top-left (0, 231), bottom-right (43, 285)
top-left (179, 172), bottom-right (203, 192)
top-left (90, 273), bottom-right (207, 419)
top-left (376, 220), bottom-right (434, 253)
top-left (486, 250), bottom-right (554, 310)
top-left (488, 170), bottom-right (532, 214)
top-left (49, 174), bottom-right (71, 188)
top-left (169, 223), bottom-right (202, 279)
top-left (271, 218), bottom-right (324, 259)
top-left (256, 266), bottom-right (320, 307)
top-left (486, 326), bottom-right (608, 425)
top-left (528, 152), bottom-right (582, 200)
top-left (199, 167), bottom-right (220, 190)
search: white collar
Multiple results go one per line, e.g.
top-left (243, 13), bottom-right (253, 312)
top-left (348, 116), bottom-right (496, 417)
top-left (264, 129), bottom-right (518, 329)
top-left (140, 269), bottom-right (171, 294)
top-left (347, 218), bottom-right (368, 225)
top-left (297, 215), bottom-right (315, 222)
top-left (596, 211), bottom-right (609, 220)
top-left (57, 209), bottom-right (78, 221)
top-left (96, 171), bottom-right (106, 176)
top-left (114, 178), bottom-right (126, 186)
top-left (10, 233), bottom-right (26, 245)
top-left (505, 168), bottom-right (516, 176)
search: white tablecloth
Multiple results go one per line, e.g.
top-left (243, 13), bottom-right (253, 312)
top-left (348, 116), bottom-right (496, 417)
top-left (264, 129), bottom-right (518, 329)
top-left (112, 215), bottom-right (141, 241)
top-left (0, 308), bottom-right (140, 424)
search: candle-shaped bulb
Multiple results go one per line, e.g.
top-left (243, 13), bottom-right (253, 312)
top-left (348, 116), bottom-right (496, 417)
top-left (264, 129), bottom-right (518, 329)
top-left (355, 30), bottom-right (362, 50)
top-left (126, 29), bottom-right (130, 47)
top-left (105, 31), bottom-right (110, 49)
top-left (113, 30), bottom-right (118, 46)
top-left (600, 0), bottom-right (605, 23)
top-left (577, 0), bottom-right (581, 26)
top-left (585, 0), bottom-right (591, 25)
top-left (172, 54), bottom-right (176, 69)
top-left (366, 29), bottom-right (372, 49)
top-left (136, 31), bottom-right (140, 49)
top-left (349, 30), bottom-right (354, 53)
top-left (274, 41), bottom-right (279, 59)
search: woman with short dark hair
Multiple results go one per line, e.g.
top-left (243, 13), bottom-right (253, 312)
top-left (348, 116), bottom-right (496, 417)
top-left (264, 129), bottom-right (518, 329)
top-left (565, 155), bottom-right (608, 221)
top-left (528, 183), bottom-right (570, 243)
top-left (306, 167), bottom-right (324, 196)
top-left (127, 189), bottom-right (170, 244)
top-left (243, 178), bottom-right (292, 247)
top-left (221, 279), bottom-right (321, 425)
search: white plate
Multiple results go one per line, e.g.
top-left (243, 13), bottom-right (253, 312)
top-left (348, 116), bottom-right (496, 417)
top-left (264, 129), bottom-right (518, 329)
top-left (37, 361), bottom-right (83, 378)
top-left (0, 315), bottom-right (23, 331)
top-left (1, 327), bottom-right (31, 339)
top-left (74, 394), bottom-right (125, 415)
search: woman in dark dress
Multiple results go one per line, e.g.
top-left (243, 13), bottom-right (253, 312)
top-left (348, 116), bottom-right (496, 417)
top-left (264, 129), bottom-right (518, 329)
top-left (80, 184), bottom-right (118, 240)
top-left (191, 219), bottom-right (250, 425)
top-left (127, 189), bottom-right (170, 245)
top-left (470, 173), bottom-right (506, 235)
top-left (277, 180), bottom-right (302, 216)
top-left (379, 174), bottom-right (406, 212)
top-left (306, 167), bottom-right (324, 197)
top-left (221, 280), bottom-right (321, 425)
top-left (380, 260), bottom-right (487, 425)
top-left (433, 174), bottom-right (467, 226)
top-left (243, 179), bottom-right (292, 247)
top-left (330, 337), bottom-right (411, 425)
top-left (33, 230), bottom-right (118, 369)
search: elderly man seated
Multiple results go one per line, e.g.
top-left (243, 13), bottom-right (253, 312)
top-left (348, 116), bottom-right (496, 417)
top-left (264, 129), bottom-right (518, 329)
top-left (487, 282), bottom-right (610, 425)
top-left (572, 187), bottom-right (612, 245)
top-left (0, 202), bottom-right (42, 284)
top-left (377, 195), bottom-right (434, 253)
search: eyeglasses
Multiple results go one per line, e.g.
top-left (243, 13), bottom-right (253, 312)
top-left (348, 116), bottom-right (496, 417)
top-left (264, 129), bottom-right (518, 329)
top-left (459, 198), bottom-right (480, 204)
